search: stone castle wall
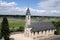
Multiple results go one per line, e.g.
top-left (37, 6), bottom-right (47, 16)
top-left (28, 29), bottom-right (56, 39)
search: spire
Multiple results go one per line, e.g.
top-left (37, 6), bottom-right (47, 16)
top-left (26, 8), bottom-right (31, 15)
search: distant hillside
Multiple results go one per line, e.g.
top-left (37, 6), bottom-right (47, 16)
top-left (0, 15), bottom-right (60, 18)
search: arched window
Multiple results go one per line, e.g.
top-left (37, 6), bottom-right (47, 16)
top-left (28, 16), bottom-right (29, 19)
top-left (48, 29), bottom-right (50, 33)
top-left (37, 31), bottom-right (39, 34)
top-left (41, 31), bottom-right (43, 34)
top-left (45, 30), bottom-right (47, 34)
top-left (33, 32), bottom-right (35, 35)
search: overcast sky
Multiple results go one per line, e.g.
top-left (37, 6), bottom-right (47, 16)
top-left (0, 0), bottom-right (60, 16)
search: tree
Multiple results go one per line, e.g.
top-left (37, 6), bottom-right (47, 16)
top-left (52, 21), bottom-right (60, 35)
top-left (1, 17), bottom-right (10, 40)
top-left (19, 26), bottom-right (24, 32)
top-left (56, 21), bottom-right (60, 34)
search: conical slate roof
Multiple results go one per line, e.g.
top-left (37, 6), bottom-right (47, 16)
top-left (26, 8), bottom-right (31, 15)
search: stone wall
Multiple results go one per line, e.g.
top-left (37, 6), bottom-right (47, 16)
top-left (24, 27), bottom-right (56, 39)
top-left (30, 29), bottom-right (56, 39)
top-left (24, 28), bottom-right (32, 37)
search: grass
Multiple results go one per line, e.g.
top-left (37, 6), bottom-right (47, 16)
top-left (0, 20), bottom-right (25, 28)
top-left (0, 18), bottom-right (59, 28)
top-left (0, 20), bottom-right (25, 32)
top-left (8, 20), bottom-right (25, 28)
top-left (0, 19), bottom-right (37, 29)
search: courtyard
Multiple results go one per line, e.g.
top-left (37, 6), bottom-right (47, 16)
top-left (10, 32), bottom-right (60, 40)
top-left (10, 32), bottom-right (33, 40)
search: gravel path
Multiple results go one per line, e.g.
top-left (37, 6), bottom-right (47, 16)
top-left (38, 35), bottom-right (60, 40)
top-left (10, 32), bottom-right (60, 40)
top-left (10, 32), bottom-right (33, 40)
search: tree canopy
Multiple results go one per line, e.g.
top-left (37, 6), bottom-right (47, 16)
top-left (1, 16), bottom-right (10, 40)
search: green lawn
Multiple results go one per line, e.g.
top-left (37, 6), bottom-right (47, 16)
top-left (0, 19), bottom-right (59, 28)
top-left (0, 20), bottom-right (25, 32)
top-left (0, 20), bottom-right (25, 28)
top-left (0, 19), bottom-right (60, 32)
top-left (8, 20), bottom-right (25, 28)
top-left (0, 19), bottom-right (37, 29)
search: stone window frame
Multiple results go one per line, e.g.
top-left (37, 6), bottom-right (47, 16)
top-left (28, 16), bottom-right (29, 19)
top-left (48, 29), bottom-right (50, 33)
top-left (45, 30), bottom-right (47, 34)
top-left (33, 32), bottom-right (35, 35)
top-left (41, 31), bottom-right (43, 34)
top-left (37, 31), bottom-right (39, 34)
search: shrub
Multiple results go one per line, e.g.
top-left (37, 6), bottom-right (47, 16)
top-left (0, 32), bottom-right (2, 39)
top-left (1, 17), bottom-right (10, 40)
top-left (17, 26), bottom-right (24, 32)
top-left (52, 21), bottom-right (60, 35)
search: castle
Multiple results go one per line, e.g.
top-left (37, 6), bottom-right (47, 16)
top-left (24, 8), bottom-right (56, 39)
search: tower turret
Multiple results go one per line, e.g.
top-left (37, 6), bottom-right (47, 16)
top-left (25, 8), bottom-right (31, 26)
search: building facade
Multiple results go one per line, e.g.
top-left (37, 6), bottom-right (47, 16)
top-left (24, 8), bottom-right (56, 39)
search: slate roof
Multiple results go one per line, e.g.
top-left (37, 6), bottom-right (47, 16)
top-left (26, 8), bottom-right (31, 15)
top-left (28, 22), bottom-right (55, 32)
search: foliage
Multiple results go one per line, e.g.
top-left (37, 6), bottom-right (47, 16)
top-left (8, 20), bottom-right (25, 32)
top-left (9, 20), bottom-right (25, 28)
top-left (1, 17), bottom-right (10, 40)
top-left (17, 26), bottom-right (24, 32)
top-left (0, 32), bottom-right (2, 39)
top-left (10, 26), bottom-right (24, 32)
top-left (52, 21), bottom-right (60, 35)
top-left (0, 23), bottom-right (2, 39)
top-left (0, 20), bottom-right (25, 32)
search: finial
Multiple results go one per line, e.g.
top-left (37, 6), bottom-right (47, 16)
top-left (26, 8), bottom-right (31, 15)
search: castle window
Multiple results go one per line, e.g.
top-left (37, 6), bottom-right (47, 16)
top-left (48, 29), bottom-right (50, 32)
top-left (45, 30), bottom-right (47, 34)
top-left (37, 31), bottom-right (39, 34)
top-left (28, 16), bottom-right (29, 19)
top-left (33, 32), bottom-right (35, 35)
top-left (41, 31), bottom-right (43, 34)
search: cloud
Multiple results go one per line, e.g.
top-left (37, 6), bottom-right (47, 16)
top-left (38, 0), bottom-right (60, 10)
top-left (29, 8), bottom-right (46, 16)
top-left (0, 1), bottom-right (16, 7)
top-left (37, 0), bottom-right (60, 16)
top-left (0, 1), bottom-right (26, 15)
top-left (0, 1), bottom-right (46, 16)
top-left (0, 1), bottom-right (60, 16)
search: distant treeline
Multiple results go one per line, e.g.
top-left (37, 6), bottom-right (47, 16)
top-left (0, 15), bottom-right (60, 18)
